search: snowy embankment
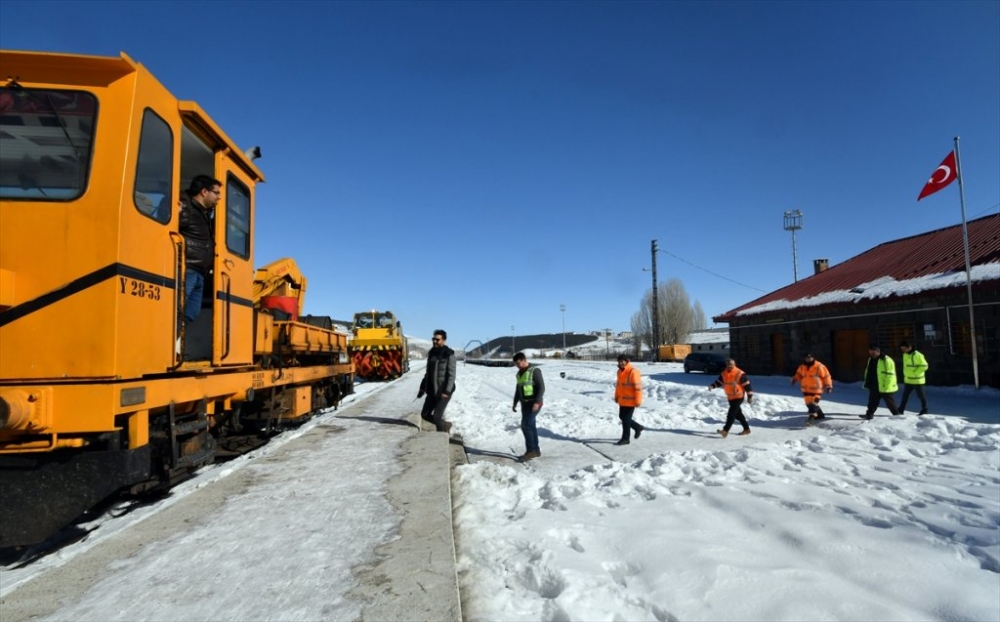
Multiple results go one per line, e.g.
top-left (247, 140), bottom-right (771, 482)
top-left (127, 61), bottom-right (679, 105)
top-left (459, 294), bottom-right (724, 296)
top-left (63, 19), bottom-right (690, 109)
top-left (447, 360), bottom-right (1000, 622)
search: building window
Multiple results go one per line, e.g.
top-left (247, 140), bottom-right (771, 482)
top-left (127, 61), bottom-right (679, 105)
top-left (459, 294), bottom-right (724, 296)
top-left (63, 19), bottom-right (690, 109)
top-left (950, 319), bottom-right (990, 358)
top-left (742, 334), bottom-right (760, 357)
top-left (877, 323), bottom-right (913, 353)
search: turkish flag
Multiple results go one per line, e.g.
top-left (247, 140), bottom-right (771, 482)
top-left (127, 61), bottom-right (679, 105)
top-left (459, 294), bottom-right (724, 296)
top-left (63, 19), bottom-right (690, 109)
top-left (917, 151), bottom-right (958, 201)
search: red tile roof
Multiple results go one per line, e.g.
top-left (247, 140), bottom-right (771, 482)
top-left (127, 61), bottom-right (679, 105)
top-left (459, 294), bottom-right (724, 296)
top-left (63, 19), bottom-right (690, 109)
top-left (715, 213), bottom-right (1000, 321)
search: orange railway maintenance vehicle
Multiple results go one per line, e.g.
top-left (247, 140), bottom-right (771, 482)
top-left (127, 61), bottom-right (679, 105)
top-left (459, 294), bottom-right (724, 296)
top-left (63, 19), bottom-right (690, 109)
top-left (349, 310), bottom-right (410, 381)
top-left (0, 50), bottom-right (353, 548)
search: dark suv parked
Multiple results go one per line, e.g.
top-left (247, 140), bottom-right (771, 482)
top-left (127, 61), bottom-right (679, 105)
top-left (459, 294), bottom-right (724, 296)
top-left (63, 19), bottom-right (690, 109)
top-left (683, 352), bottom-right (727, 374)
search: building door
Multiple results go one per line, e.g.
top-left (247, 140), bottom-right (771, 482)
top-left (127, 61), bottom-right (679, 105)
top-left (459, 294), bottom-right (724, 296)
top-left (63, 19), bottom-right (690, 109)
top-left (833, 329), bottom-right (869, 382)
top-left (771, 333), bottom-right (785, 375)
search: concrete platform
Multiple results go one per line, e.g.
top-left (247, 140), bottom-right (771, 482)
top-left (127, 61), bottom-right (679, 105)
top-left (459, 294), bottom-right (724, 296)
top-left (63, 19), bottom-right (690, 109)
top-left (349, 425), bottom-right (463, 621)
top-left (0, 383), bottom-right (464, 622)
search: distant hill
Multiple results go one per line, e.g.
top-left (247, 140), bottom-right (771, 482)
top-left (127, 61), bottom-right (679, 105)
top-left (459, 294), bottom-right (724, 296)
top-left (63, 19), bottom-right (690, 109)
top-left (405, 333), bottom-right (604, 360)
top-left (344, 328), bottom-right (639, 361)
top-left (468, 333), bottom-right (601, 358)
top-left (407, 336), bottom-right (433, 359)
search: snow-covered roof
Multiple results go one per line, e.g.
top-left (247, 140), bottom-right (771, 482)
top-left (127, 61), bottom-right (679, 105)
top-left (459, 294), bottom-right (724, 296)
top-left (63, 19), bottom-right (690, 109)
top-left (716, 214), bottom-right (1000, 321)
top-left (687, 329), bottom-right (730, 344)
top-left (735, 264), bottom-right (999, 316)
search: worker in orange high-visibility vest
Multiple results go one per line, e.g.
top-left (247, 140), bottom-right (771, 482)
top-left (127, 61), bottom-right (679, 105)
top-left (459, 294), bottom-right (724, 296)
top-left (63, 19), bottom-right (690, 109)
top-left (708, 358), bottom-right (754, 438)
top-left (613, 354), bottom-right (644, 445)
top-left (791, 353), bottom-right (833, 422)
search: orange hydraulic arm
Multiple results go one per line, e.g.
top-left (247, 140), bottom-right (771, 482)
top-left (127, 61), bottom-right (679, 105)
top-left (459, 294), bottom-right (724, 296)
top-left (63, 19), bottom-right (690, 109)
top-left (253, 257), bottom-right (307, 318)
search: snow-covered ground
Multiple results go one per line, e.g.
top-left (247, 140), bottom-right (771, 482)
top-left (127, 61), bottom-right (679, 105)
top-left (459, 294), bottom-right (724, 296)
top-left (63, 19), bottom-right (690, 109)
top-left (2, 359), bottom-right (998, 622)
top-left (450, 360), bottom-right (999, 621)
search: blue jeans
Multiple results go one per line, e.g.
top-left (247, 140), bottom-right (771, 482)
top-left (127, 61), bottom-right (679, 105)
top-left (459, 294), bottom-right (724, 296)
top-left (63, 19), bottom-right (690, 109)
top-left (520, 402), bottom-right (540, 453)
top-left (184, 269), bottom-right (205, 323)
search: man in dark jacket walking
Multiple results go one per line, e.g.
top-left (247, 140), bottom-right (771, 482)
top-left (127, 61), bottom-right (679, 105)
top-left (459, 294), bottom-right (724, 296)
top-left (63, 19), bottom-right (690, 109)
top-left (418, 330), bottom-right (456, 433)
top-left (512, 352), bottom-right (545, 461)
top-left (179, 174), bottom-right (221, 323)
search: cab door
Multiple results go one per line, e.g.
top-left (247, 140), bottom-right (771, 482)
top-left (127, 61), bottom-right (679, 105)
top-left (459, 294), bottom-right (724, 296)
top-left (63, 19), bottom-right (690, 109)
top-left (212, 161), bottom-right (254, 366)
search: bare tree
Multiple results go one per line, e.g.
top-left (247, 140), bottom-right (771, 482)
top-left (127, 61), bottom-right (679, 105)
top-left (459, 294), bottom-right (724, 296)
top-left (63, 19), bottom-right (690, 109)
top-left (660, 278), bottom-right (694, 345)
top-left (692, 300), bottom-right (707, 331)
top-left (634, 278), bottom-right (702, 350)
top-left (630, 310), bottom-right (649, 358)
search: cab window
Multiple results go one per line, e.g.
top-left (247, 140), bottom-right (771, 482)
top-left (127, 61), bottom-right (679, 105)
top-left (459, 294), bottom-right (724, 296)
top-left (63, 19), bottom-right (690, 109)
top-left (133, 109), bottom-right (173, 223)
top-left (225, 174), bottom-right (251, 259)
top-left (0, 88), bottom-right (97, 200)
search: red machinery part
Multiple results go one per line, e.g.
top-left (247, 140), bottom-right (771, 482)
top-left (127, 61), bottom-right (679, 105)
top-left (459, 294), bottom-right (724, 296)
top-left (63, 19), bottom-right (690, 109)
top-left (260, 296), bottom-right (299, 321)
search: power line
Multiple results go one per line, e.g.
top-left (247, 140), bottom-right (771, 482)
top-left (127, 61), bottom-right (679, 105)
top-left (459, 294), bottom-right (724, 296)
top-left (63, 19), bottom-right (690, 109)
top-left (652, 202), bottom-right (996, 295)
top-left (970, 202), bottom-right (999, 218)
top-left (656, 247), bottom-right (767, 293)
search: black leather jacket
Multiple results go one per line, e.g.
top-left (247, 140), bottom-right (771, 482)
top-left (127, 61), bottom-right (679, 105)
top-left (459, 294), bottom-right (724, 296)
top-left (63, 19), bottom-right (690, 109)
top-left (179, 195), bottom-right (214, 274)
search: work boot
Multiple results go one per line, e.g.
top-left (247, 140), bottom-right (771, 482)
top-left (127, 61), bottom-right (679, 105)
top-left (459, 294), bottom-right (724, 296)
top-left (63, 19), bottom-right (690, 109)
top-left (717, 429), bottom-right (728, 438)
top-left (738, 429), bottom-right (751, 436)
top-left (814, 412), bottom-right (825, 420)
top-left (859, 414), bottom-right (874, 420)
top-left (520, 451), bottom-right (540, 461)
top-left (443, 422), bottom-right (453, 433)
top-left (634, 425), bottom-right (644, 439)
top-left (614, 440), bottom-right (630, 446)
top-left (918, 409), bottom-right (928, 416)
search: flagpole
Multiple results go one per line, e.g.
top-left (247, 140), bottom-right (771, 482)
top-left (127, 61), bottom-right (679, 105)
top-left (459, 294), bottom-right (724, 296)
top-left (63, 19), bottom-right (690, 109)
top-left (953, 136), bottom-right (980, 389)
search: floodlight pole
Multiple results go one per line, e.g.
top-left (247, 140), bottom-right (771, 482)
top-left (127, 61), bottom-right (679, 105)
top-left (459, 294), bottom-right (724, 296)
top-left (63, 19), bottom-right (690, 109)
top-left (651, 239), bottom-right (660, 361)
top-left (560, 304), bottom-right (566, 352)
top-left (783, 210), bottom-right (804, 282)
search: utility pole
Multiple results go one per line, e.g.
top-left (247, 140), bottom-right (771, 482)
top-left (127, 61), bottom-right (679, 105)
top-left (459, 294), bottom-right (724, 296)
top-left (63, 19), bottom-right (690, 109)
top-left (511, 325), bottom-right (515, 354)
top-left (651, 239), bottom-right (660, 361)
top-left (783, 210), bottom-right (803, 282)
top-left (605, 328), bottom-right (612, 357)
top-left (560, 304), bottom-right (566, 353)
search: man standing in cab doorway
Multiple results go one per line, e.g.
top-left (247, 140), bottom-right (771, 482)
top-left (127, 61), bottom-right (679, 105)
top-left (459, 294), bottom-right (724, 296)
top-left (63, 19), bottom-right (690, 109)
top-left (418, 330), bottom-right (456, 434)
top-left (899, 340), bottom-right (930, 415)
top-left (614, 354), bottom-right (644, 445)
top-left (860, 343), bottom-right (899, 419)
top-left (791, 353), bottom-right (833, 422)
top-left (709, 358), bottom-right (753, 438)
top-left (179, 174), bottom-right (221, 325)
top-left (512, 352), bottom-right (545, 461)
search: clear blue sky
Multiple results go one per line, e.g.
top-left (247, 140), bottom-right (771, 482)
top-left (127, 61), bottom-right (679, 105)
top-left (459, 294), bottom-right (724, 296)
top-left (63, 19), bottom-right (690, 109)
top-left (3, 1), bottom-right (998, 349)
